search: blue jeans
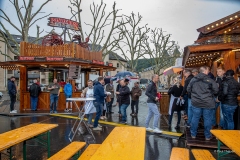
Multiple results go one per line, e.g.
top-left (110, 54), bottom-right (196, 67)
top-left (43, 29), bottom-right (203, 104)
top-left (86, 114), bottom-right (93, 124)
top-left (50, 94), bottom-right (59, 111)
top-left (221, 104), bottom-right (237, 130)
top-left (183, 95), bottom-right (188, 115)
top-left (30, 96), bottom-right (38, 110)
top-left (93, 102), bottom-right (103, 128)
top-left (191, 106), bottom-right (213, 139)
top-left (145, 103), bottom-right (160, 129)
top-left (187, 98), bottom-right (192, 125)
top-left (212, 102), bottom-right (224, 127)
top-left (120, 104), bottom-right (129, 122)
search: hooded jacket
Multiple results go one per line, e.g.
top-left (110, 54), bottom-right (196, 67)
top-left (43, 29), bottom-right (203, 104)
top-left (187, 73), bottom-right (218, 109)
top-left (7, 80), bottom-right (16, 95)
top-left (93, 81), bottom-right (106, 103)
top-left (220, 77), bottom-right (240, 106)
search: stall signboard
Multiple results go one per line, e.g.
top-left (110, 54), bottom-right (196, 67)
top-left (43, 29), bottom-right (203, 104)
top-left (18, 57), bottom-right (35, 61)
top-left (92, 60), bottom-right (104, 65)
top-left (48, 17), bottom-right (80, 31)
top-left (108, 63), bottom-right (113, 67)
top-left (69, 65), bottom-right (77, 77)
top-left (46, 57), bottom-right (63, 61)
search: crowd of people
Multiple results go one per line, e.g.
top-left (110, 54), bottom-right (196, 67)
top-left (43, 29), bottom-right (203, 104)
top-left (168, 66), bottom-right (240, 140)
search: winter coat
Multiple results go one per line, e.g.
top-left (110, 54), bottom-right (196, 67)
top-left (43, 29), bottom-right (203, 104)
top-left (145, 82), bottom-right (158, 104)
top-left (181, 74), bottom-right (194, 97)
top-left (168, 85), bottom-right (183, 97)
top-left (93, 81), bottom-right (106, 103)
top-left (187, 73), bottom-right (219, 109)
top-left (7, 80), bottom-right (16, 95)
top-left (29, 83), bottom-right (41, 97)
top-left (64, 83), bottom-right (72, 96)
top-left (215, 76), bottom-right (226, 98)
top-left (119, 85), bottom-right (131, 106)
top-left (130, 86), bottom-right (142, 101)
top-left (106, 83), bottom-right (114, 98)
top-left (219, 77), bottom-right (240, 106)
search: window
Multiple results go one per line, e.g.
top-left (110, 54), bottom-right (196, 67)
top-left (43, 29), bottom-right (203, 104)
top-left (117, 63), bottom-right (119, 68)
top-left (7, 70), bottom-right (13, 74)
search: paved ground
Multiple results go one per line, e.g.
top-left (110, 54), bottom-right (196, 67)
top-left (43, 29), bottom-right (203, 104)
top-left (0, 91), bottom-right (239, 160)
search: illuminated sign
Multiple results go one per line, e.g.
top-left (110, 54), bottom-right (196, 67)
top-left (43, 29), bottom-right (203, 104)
top-left (46, 57), bottom-right (63, 61)
top-left (18, 57), bottom-right (35, 61)
top-left (92, 60), bottom-right (104, 65)
top-left (48, 17), bottom-right (80, 31)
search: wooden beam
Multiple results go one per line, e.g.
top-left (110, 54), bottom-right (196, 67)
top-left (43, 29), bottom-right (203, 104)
top-left (19, 66), bottom-right (27, 111)
top-left (188, 43), bottom-right (240, 53)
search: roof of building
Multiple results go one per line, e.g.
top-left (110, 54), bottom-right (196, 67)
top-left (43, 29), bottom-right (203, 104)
top-left (108, 51), bottom-right (127, 62)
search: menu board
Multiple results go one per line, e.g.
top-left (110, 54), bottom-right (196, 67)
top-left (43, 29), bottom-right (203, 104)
top-left (69, 65), bottom-right (81, 79)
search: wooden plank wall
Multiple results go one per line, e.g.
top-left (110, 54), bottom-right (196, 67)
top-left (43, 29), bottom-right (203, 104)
top-left (20, 42), bottom-right (103, 61)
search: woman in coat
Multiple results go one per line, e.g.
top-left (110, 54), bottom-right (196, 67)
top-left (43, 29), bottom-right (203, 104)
top-left (168, 78), bottom-right (183, 129)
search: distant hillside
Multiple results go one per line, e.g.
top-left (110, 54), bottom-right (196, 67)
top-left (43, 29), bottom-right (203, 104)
top-left (133, 58), bottom-right (154, 72)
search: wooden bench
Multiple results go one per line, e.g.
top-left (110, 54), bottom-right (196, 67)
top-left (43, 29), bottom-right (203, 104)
top-left (192, 149), bottom-right (215, 160)
top-left (170, 147), bottom-right (189, 160)
top-left (78, 144), bottom-right (101, 160)
top-left (0, 123), bottom-right (58, 160)
top-left (48, 141), bottom-right (86, 160)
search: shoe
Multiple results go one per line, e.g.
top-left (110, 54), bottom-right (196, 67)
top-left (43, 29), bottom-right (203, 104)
top-left (88, 124), bottom-right (93, 128)
top-left (130, 113), bottom-right (134, 116)
top-left (205, 136), bottom-right (213, 141)
top-left (34, 109), bottom-right (38, 111)
top-left (50, 110), bottom-right (53, 114)
top-left (98, 124), bottom-right (102, 128)
top-left (54, 111), bottom-right (57, 113)
top-left (69, 108), bottom-right (72, 112)
top-left (191, 135), bottom-right (196, 139)
top-left (100, 116), bottom-right (104, 120)
top-left (175, 125), bottom-right (180, 129)
top-left (10, 110), bottom-right (16, 114)
top-left (103, 116), bottom-right (107, 119)
top-left (13, 110), bottom-right (17, 113)
top-left (93, 127), bottom-right (102, 131)
top-left (153, 128), bottom-right (163, 133)
top-left (120, 121), bottom-right (127, 124)
top-left (64, 109), bottom-right (69, 112)
top-left (146, 127), bottom-right (153, 131)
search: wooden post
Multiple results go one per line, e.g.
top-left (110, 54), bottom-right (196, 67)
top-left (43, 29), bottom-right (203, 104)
top-left (99, 69), bottom-right (103, 76)
top-left (54, 70), bottom-right (57, 79)
top-left (19, 66), bottom-right (27, 110)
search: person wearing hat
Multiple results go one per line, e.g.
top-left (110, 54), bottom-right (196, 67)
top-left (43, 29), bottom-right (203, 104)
top-left (8, 76), bottom-right (17, 113)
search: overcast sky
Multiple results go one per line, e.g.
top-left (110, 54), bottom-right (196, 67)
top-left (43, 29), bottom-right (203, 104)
top-left (1, 0), bottom-right (240, 50)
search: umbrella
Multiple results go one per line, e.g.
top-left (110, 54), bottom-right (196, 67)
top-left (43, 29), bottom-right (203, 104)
top-left (163, 66), bottom-right (183, 75)
top-left (114, 71), bottom-right (135, 78)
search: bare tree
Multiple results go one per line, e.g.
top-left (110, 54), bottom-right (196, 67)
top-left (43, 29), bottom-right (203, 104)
top-left (114, 12), bottom-right (150, 72)
top-left (68, 0), bottom-right (126, 60)
top-left (0, 0), bottom-right (52, 55)
top-left (142, 28), bottom-right (181, 76)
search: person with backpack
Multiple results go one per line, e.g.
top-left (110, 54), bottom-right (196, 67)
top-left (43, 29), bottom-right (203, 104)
top-left (187, 66), bottom-right (218, 140)
top-left (219, 70), bottom-right (240, 130)
top-left (168, 78), bottom-right (184, 129)
top-left (64, 79), bottom-right (73, 112)
top-left (29, 79), bottom-right (41, 111)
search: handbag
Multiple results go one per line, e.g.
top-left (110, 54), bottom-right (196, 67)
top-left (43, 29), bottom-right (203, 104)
top-left (106, 95), bottom-right (111, 102)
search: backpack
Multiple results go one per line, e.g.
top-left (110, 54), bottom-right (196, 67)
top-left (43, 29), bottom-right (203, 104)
top-left (64, 83), bottom-right (72, 96)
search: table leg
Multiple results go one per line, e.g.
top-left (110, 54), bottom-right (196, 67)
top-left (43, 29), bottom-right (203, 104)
top-left (23, 141), bottom-right (26, 160)
top-left (47, 131), bottom-right (51, 158)
top-left (6, 147), bottom-right (12, 160)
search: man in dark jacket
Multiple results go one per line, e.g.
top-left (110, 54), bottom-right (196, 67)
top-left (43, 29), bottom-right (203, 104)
top-left (29, 79), bottom-right (41, 111)
top-left (145, 74), bottom-right (162, 133)
top-left (180, 69), bottom-right (194, 126)
top-left (93, 76), bottom-right (107, 130)
top-left (8, 76), bottom-right (17, 113)
top-left (219, 70), bottom-right (240, 130)
top-left (212, 67), bottom-right (225, 129)
top-left (187, 66), bottom-right (218, 140)
top-left (130, 82), bottom-right (142, 116)
top-left (116, 78), bottom-right (131, 124)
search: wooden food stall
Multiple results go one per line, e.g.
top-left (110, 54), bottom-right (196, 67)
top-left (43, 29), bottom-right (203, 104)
top-left (0, 41), bottom-right (115, 111)
top-left (182, 10), bottom-right (240, 129)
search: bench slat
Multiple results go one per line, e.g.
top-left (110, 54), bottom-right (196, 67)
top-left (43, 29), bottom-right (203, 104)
top-left (170, 147), bottom-right (189, 160)
top-left (192, 149), bottom-right (216, 160)
top-left (78, 144), bottom-right (101, 160)
top-left (48, 141), bottom-right (86, 160)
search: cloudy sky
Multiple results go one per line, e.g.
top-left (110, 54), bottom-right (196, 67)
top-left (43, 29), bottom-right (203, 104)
top-left (1, 0), bottom-right (240, 49)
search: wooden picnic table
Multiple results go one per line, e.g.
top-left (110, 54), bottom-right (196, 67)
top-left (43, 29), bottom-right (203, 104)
top-left (89, 127), bottom-right (146, 160)
top-left (0, 123), bottom-right (58, 160)
top-left (210, 130), bottom-right (240, 159)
